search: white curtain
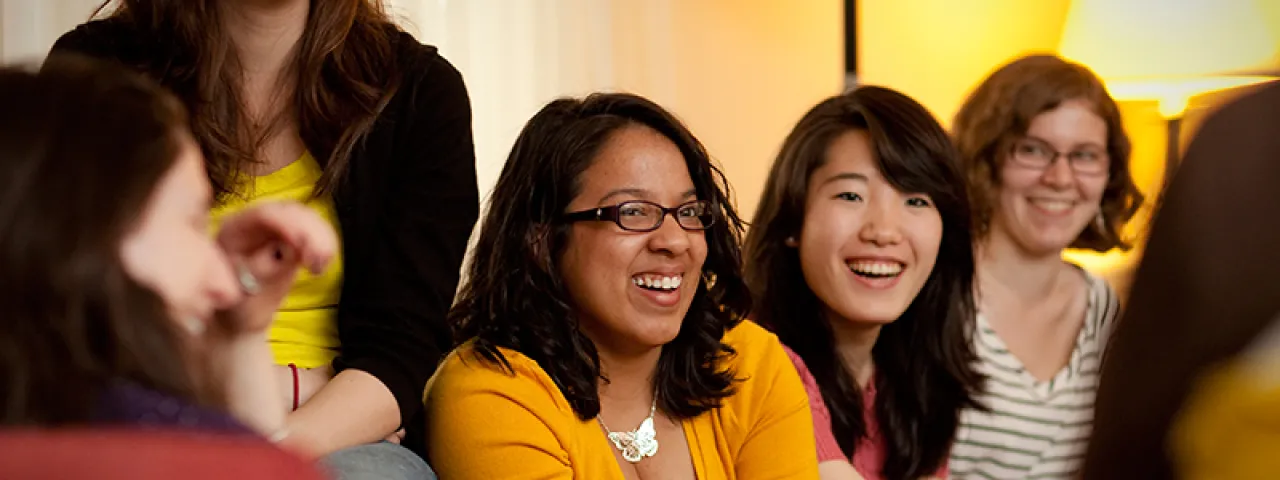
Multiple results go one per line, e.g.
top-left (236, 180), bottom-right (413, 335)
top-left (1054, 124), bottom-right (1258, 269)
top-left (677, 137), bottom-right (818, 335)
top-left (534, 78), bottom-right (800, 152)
top-left (384, 0), bottom-right (633, 205)
top-left (0, 0), bottom-right (103, 65)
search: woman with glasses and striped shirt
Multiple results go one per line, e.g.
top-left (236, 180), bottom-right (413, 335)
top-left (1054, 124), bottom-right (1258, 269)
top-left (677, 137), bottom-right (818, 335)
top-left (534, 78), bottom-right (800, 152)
top-left (946, 54), bottom-right (1145, 479)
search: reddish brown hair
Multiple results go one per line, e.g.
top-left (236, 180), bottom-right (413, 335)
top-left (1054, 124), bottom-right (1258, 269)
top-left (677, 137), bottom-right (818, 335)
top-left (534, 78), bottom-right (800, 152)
top-left (95, 0), bottom-right (402, 201)
top-left (0, 56), bottom-right (220, 425)
top-left (953, 54), bottom-right (1144, 252)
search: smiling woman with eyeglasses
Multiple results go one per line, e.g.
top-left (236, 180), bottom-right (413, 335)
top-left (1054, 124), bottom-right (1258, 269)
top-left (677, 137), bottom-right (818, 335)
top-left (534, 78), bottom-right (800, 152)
top-left (423, 92), bottom-right (819, 479)
top-left (946, 54), bottom-right (1146, 479)
top-left (561, 200), bottom-right (715, 233)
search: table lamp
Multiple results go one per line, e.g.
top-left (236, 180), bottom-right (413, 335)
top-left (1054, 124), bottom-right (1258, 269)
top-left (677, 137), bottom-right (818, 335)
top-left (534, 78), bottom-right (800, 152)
top-left (1058, 0), bottom-right (1279, 188)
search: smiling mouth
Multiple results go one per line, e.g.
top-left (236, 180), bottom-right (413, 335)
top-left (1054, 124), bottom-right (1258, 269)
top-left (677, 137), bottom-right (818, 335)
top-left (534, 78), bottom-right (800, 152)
top-left (846, 260), bottom-right (904, 279)
top-left (632, 273), bottom-right (683, 292)
top-left (1028, 198), bottom-right (1074, 213)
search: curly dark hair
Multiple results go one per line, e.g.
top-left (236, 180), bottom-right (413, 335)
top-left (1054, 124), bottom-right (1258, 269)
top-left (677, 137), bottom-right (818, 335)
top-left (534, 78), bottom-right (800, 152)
top-left (450, 92), bottom-right (751, 420)
top-left (746, 86), bottom-right (984, 480)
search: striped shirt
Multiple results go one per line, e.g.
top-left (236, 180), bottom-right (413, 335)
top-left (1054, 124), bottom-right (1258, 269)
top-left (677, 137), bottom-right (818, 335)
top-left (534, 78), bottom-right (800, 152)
top-left (949, 269), bottom-right (1119, 479)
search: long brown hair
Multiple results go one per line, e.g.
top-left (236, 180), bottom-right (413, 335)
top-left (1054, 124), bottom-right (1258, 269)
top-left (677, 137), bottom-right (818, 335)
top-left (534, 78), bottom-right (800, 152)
top-left (746, 86), bottom-right (983, 480)
top-left (93, 0), bottom-right (403, 200)
top-left (953, 54), bottom-right (1145, 251)
top-left (0, 56), bottom-right (217, 425)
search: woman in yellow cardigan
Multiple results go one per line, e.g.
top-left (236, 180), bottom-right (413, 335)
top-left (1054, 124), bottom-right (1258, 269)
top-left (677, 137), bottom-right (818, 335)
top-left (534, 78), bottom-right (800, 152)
top-left (424, 93), bottom-right (819, 479)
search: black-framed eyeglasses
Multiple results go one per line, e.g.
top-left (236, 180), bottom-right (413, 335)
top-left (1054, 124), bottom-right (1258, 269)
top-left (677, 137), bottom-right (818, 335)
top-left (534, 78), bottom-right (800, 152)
top-left (1009, 137), bottom-right (1110, 175)
top-left (560, 200), bottom-right (715, 232)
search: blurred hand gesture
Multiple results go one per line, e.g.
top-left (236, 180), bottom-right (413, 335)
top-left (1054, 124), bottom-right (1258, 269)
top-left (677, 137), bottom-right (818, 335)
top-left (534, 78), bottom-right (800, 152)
top-left (212, 201), bottom-right (337, 336)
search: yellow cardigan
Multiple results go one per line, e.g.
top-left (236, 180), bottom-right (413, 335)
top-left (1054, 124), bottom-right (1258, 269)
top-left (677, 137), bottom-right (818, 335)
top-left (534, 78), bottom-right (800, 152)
top-left (424, 320), bottom-right (820, 479)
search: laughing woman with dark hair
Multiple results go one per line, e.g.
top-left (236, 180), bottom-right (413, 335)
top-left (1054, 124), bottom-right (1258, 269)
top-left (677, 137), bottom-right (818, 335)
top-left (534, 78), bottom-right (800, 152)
top-left (425, 93), bottom-right (819, 479)
top-left (745, 86), bottom-right (983, 480)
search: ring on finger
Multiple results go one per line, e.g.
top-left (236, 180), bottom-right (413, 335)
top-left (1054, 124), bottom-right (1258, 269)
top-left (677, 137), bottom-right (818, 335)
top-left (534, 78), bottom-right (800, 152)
top-left (236, 260), bottom-right (261, 295)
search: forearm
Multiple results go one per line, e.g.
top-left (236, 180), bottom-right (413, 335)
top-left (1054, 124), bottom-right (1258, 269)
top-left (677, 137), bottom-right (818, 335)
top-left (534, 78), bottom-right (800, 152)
top-left (280, 368), bottom-right (400, 457)
top-left (209, 332), bottom-right (287, 435)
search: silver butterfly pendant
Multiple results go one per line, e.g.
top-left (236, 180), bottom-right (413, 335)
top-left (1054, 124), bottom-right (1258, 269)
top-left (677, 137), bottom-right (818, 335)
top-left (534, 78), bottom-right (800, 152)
top-left (608, 416), bottom-right (659, 463)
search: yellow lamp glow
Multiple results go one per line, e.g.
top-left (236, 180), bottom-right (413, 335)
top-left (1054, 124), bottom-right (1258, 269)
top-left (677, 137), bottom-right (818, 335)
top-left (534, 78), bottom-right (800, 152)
top-left (1057, 0), bottom-right (1279, 285)
top-left (1059, 0), bottom-right (1279, 119)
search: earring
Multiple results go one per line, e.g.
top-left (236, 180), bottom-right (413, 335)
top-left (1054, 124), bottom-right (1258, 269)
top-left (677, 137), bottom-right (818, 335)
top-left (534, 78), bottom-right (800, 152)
top-left (1094, 211), bottom-right (1106, 233)
top-left (784, 236), bottom-right (798, 247)
top-left (702, 271), bottom-right (718, 288)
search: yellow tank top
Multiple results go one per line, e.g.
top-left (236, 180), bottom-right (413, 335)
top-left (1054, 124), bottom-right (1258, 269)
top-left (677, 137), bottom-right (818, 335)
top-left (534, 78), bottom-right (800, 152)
top-left (210, 152), bottom-right (342, 368)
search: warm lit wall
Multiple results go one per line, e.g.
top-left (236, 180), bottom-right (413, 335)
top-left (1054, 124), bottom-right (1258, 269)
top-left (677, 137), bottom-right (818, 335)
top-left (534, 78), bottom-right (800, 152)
top-left (857, 0), bottom-right (1177, 293)
top-left (858, 0), bottom-right (1073, 129)
top-left (388, 0), bottom-right (842, 279)
top-left (394, 0), bottom-right (843, 224)
top-left (610, 0), bottom-right (845, 221)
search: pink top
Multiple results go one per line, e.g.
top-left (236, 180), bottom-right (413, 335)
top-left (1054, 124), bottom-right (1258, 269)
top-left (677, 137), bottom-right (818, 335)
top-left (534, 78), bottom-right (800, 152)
top-left (783, 346), bottom-right (948, 480)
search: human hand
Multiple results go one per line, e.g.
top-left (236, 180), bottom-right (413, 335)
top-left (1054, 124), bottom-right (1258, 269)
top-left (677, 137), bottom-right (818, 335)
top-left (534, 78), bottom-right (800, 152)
top-left (211, 201), bottom-right (337, 336)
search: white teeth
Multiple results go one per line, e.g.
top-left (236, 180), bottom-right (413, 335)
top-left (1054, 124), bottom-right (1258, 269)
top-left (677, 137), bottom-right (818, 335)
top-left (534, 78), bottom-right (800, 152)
top-left (633, 274), bottom-right (682, 291)
top-left (846, 261), bottom-right (903, 276)
top-left (1029, 198), bottom-right (1072, 213)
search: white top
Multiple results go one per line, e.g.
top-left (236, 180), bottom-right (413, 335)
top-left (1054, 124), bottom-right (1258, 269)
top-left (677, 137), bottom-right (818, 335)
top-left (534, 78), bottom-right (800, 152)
top-left (948, 269), bottom-right (1119, 479)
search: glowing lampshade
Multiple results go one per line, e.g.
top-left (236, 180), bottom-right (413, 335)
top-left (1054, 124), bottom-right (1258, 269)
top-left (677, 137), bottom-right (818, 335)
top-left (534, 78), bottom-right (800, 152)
top-left (1058, 0), bottom-right (1279, 118)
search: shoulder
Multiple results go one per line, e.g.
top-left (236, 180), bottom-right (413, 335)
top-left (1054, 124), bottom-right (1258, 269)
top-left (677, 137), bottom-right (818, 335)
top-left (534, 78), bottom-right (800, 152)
top-left (1199, 81), bottom-right (1280, 135)
top-left (1082, 269), bottom-right (1120, 319)
top-left (1077, 268), bottom-right (1121, 343)
top-left (778, 343), bottom-right (819, 388)
top-left (424, 343), bottom-right (580, 477)
top-left (367, 30), bottom-right (473, 169)
top-left (429, 343), bottom-right (563, 400)
top-left (49, 18), bottom-right (147, 65)
top-left (426, 342), bottom-right (574, 417)
top-left (719, 320), bottom-right (809, 409)
top-left (390, 31), bottom-right (469, 112)
top-left (723, 319), bottom-right (788, 364)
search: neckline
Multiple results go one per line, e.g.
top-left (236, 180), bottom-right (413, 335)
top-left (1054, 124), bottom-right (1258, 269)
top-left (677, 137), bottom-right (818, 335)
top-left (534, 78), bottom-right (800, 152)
top-left (598, 415), bottom-right (701, 480)
top-left (976, 272), bottom-right (1100, 398)
top-left (227, 152), bottom-right (317, 199)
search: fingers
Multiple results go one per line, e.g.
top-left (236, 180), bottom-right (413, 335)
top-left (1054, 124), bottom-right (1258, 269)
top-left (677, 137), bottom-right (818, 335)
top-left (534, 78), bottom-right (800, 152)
top-left (218, 201), bottom-right (338, 275)
top-left (240, 241), bottom-right (301, 286)
top-left (211, 202), bottom-right (337, 335)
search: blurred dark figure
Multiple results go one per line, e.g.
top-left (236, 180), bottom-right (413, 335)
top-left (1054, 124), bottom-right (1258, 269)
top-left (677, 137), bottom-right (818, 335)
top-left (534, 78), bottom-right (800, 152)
top-left (1084, 81), bottom-right (1280, 479)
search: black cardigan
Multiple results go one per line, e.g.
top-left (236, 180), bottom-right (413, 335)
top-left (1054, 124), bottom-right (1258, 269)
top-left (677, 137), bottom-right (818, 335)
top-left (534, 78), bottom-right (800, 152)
top-left (51, 20), bottom-right (479, 447)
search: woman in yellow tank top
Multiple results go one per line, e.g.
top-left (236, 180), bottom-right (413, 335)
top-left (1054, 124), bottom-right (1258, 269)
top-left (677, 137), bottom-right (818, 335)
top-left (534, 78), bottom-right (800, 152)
top-left (211, 152), bottom-right (343, 371)
top-left (53, 0), bottom-right (479, 477)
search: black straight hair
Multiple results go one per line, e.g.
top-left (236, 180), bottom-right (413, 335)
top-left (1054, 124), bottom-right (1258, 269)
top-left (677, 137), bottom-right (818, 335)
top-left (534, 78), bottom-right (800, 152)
top-left (746, 85), bottom-right (984, 479)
